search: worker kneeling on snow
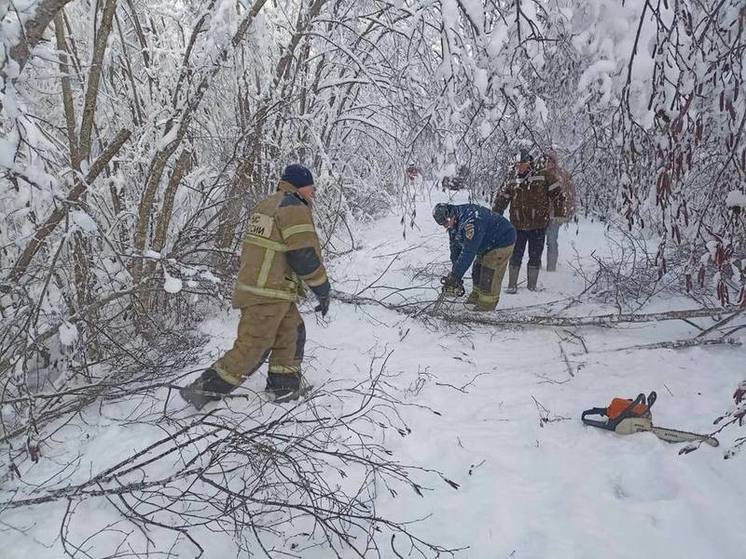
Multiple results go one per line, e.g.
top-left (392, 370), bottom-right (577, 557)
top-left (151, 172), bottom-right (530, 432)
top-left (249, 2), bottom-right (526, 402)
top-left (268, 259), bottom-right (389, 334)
top-left (433, 203), bottom-right (516, 311)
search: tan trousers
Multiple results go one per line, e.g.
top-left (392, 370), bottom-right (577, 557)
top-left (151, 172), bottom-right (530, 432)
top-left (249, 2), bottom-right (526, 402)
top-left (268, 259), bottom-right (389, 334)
top-left (473, 244), bottom-right (514, 310)
top-left (213, 296), bottom-right (305, 386)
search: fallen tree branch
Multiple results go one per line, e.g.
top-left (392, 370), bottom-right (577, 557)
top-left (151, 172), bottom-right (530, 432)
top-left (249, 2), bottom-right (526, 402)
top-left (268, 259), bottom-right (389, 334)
top-left (0, 374), bottom-right (462, 558)
top-left (585, 337), bottom-right (741, 354)
top-left (695, 307), bottom-right (746, 339)
top-left (332, 289), bottom-right (740, 327)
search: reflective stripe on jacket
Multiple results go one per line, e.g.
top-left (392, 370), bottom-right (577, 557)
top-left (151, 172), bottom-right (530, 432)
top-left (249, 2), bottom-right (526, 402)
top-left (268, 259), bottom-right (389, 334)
top-left (492, 168), bottom-right (561, 230)
top-left (232, 181), bottom-right (329, 308)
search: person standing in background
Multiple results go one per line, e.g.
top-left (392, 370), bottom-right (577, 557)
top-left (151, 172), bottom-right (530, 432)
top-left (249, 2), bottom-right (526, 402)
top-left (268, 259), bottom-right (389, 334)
top-left (492, 149), bottom-right (561, 293)
top-left (544, 150), bottom-right (575, 272)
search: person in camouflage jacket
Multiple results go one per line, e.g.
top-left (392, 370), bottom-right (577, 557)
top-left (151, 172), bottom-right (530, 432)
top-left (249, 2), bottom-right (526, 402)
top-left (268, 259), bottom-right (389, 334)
top-left (492, 149), bottom-right (561, 292)
top-left (180, 164), bottom-right (330, 409)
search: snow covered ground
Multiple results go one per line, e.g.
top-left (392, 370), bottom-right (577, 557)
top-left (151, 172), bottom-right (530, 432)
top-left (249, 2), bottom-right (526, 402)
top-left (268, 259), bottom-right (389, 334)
top-left (3, 185), bottom-right (745, 558)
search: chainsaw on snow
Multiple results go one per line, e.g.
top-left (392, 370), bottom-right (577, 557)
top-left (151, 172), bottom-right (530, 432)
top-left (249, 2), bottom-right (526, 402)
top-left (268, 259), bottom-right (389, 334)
top-left (581, 391), bottom-right (719, 447)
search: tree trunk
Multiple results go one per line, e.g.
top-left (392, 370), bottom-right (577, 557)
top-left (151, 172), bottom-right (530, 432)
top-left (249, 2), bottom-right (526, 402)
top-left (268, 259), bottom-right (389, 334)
top-left (79, 0), bottom-right (119, 161)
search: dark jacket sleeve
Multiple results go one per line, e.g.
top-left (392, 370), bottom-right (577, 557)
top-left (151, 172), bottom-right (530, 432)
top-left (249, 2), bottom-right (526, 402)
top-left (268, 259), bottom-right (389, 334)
top-left (492, 180), bottom-right (513, 214)
top-left (449, 229), bottom-right (461, 264)
top-left (276, 200), bottom-right (330, 300)
top-left (451, 221), bottom-right (485, 280)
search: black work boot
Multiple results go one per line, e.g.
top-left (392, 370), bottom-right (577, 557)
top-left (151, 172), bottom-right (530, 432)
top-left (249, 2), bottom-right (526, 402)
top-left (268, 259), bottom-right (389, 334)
top-left (527, 265), bottom-right (540, 291)
top-left (505, 265), bottom-right (520, 294)
top-left (265, 372), bottom-right (303, 402)
top-left (180, 368), bottom-right (235, 410)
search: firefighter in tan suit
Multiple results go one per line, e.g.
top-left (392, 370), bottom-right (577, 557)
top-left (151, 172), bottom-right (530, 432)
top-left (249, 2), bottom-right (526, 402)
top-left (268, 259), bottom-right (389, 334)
top-left (180, 164), bottom-right (330, 408)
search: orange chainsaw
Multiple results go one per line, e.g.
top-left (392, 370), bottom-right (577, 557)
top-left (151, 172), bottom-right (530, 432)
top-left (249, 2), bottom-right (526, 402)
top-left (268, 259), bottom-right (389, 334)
top-left (582, 391), bottom-right (719, 447)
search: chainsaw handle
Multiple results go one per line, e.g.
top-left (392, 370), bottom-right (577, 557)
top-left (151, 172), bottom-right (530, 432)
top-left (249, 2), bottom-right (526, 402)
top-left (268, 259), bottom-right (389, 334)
top-left (581, 407), bottom-right (616, 430)
top-left (647, 391), bottom-right (657, 409)
top-left (582, 407), bottom-right (608, 419)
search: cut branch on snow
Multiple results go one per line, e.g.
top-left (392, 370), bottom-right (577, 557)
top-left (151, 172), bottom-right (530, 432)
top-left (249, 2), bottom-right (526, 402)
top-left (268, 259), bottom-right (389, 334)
top-left (333, 289), bottom-right (742, 328)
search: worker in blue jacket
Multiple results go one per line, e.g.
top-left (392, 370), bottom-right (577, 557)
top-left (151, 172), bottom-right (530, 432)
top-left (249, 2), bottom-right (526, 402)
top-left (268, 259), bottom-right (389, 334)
top-left (433, 203), bottom-right (516, 311)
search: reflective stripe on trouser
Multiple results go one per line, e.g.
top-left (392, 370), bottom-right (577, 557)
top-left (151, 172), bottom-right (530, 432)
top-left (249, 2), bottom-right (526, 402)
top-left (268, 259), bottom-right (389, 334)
top-left (213, 298), bottom-right (305, 386)
top-left (476, 244), bottom-right (514, 309)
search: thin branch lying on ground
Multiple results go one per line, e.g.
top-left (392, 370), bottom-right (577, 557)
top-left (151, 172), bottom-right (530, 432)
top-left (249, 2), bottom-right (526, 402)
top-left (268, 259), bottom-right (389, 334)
top-left (531, 396), bottom-right (572, 427)
top-left (333, 289), bottom-right (741, 328)
top-left (0, 360), bottom-right (463, 558)
top-left (587, 337), bottom-right (741, 354)
top-left (695, 307), bottom-right (746, 339)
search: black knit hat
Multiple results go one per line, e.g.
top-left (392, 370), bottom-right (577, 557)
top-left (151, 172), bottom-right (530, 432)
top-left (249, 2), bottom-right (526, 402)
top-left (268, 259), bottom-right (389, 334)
top-left (432, 203), bottom-right (454, 225)
top-left (281, 164), bottom-right (314, 188)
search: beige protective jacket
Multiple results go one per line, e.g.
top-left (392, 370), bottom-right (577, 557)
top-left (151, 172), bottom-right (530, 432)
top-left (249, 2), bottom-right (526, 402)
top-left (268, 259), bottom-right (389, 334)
top-left (232, 181), bottom-right (329, 308)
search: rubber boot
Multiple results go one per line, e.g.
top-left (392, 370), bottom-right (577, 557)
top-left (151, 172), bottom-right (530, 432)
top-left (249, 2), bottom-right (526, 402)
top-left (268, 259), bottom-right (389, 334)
top-left (505, 265), bottom-right (519, 294)
top-left (527, 265), bottom-right (540, 291)
top-left (475, 296), bottom-right (497, 312)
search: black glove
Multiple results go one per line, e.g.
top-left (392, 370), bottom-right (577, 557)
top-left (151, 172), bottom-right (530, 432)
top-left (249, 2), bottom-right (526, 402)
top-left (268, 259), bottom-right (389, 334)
top-left (314, 295), bottom-right (330, 317)
top-left (440, 275), bottom-right (465, 297)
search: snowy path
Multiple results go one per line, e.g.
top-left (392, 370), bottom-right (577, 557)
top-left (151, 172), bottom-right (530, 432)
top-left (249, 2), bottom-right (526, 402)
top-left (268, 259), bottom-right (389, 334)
top-left (307, 188), bottom-right (746, 558)
top-left (4, 188), bottom-right (745, 559)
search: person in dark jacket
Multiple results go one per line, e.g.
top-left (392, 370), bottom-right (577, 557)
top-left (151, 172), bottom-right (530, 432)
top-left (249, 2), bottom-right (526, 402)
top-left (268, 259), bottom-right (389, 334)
top-left (492, 149), bottom-right (561, 292)
top-left (433, 203), bottom-right (516, 311)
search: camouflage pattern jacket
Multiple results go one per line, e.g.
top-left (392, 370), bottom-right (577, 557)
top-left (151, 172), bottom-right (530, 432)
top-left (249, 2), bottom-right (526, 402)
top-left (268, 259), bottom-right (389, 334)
top-left (232, 181), bottom-right (330, 308)
top-left (492, 168), bottom-right (561, 230)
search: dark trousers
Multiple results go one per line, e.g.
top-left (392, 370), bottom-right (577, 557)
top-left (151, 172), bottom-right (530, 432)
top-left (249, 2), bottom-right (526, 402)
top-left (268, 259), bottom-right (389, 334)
top-left (510, 228), bottom-right (546, 268)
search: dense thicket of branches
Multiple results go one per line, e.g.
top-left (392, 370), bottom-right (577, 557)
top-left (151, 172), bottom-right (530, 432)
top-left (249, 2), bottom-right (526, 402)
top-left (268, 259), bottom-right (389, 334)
top-left (0, 0), bottom-right (744, 555)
